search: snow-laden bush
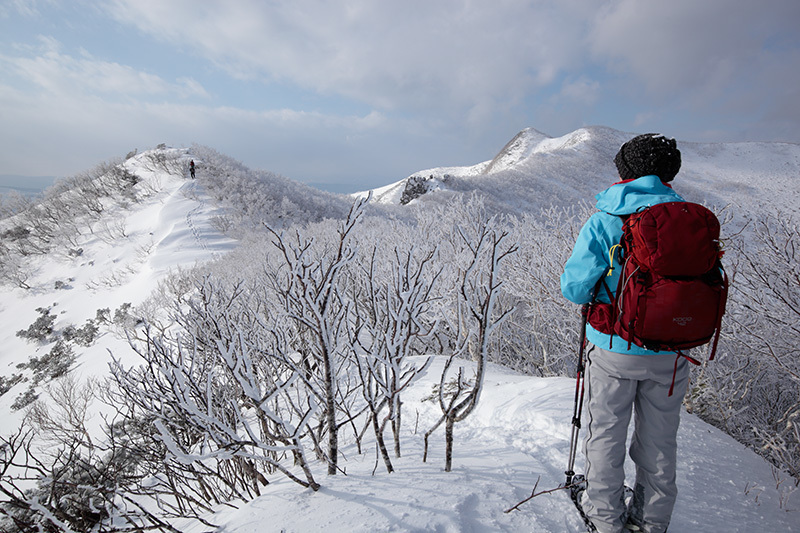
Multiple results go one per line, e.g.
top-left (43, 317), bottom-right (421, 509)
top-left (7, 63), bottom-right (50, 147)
top-left (499, 204), bottom-right (593, 376)
top-left (0, 377), bottom-right (179, 533)
top-left (188, 144), bottom-right (351, 233)
top-left (16, 307), bottom-right (57, 343)
top-left (62, 319), bottom-right (99, 347)
top-left (0, 155), bottom-right (151, 291)
top-left (686, 209), bottom-right (800, 479)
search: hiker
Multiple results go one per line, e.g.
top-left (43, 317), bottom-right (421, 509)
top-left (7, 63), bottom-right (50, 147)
top-left (189, 159), bottom-right (195, 179)
top-left (561, 134), bottom-right (687, 533)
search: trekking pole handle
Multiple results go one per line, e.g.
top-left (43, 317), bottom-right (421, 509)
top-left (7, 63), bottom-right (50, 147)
top-left (577, 304), bottom-right (589, 365)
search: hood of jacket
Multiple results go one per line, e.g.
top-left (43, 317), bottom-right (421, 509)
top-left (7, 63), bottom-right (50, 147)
top-left (595, 175), bottom-right (684, 216)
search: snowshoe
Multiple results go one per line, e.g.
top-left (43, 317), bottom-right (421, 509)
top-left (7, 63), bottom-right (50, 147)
top-left (569, 476), bottom-right (640, 532)
top-left (568, 475), bottom-right (598, 532)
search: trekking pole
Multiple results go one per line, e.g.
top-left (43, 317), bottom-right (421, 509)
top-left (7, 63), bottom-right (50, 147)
top-left (565, 302), bottom-right (590, 487)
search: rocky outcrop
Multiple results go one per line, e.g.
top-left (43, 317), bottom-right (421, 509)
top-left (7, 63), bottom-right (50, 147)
top-left (399, 173), bottom-right (451, 204)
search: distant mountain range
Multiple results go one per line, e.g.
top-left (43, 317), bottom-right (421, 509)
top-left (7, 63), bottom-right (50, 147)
top-left (363, 126), bottom-right (800, 219)
top-left (4, 126), bottom-right (798, 220)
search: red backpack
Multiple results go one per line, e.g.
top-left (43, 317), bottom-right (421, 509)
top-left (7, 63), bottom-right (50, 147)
top-left (588, 201), bottom-right (728, 361)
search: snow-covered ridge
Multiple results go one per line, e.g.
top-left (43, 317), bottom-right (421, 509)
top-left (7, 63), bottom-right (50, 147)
top-left (0, 147), bottom-right (237, 424)
top-left (361, 126), bottom-right (612, 206)
top-left (357, 126), bottom-right (800, 217)
top-left (359, 160), bottom-right (489, 205)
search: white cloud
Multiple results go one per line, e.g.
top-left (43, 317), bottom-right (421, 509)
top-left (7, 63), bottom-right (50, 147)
top-left (97, 0), bottom-right (800, 142)
top-left (175, 77), bottom-right (210, 99)
top-left (558, 76), bottom-right (600, 105)
top-left (0, 19), bottom-right (422, 183)
top-left (3, 0), bottom-right (49, 18)
top-left (632, 111), bottom-right (656, 126)
top-left (0, 58), bottom-right (397, 180)
top-left (1, 36), bottom-right (208, 100)
top-left (583, 0), bottom-right (800, 142)
top-left (103, 0), bottom-right (594, 117)
top-left (2, 1), bottom-right (799, 185)
top-left (588, 0), bottom-right (800, 97)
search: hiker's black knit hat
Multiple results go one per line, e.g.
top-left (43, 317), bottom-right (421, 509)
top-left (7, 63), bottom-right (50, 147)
top-left (614, 133), bottom-right (681, 182)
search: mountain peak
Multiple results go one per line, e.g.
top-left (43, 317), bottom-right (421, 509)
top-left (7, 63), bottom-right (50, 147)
top-left (358, 125), bottom-right (800, 215)
top-left (483, 128), bottom-right (552, 174)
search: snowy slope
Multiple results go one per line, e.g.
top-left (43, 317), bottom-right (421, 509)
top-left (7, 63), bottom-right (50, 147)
top-left (361, 126), bottom-right (800, 218)
top-left (1, 143), bottom-right (798, 532)
top-left (179, 357), bottom-right (799, 533)
top-left (0, 149), bottom-right (237, 426)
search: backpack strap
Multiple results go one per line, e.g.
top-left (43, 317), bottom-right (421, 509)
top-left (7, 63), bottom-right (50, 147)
top-left (707, 262), bottom-right (729, 361)
top-left (586, 238), bottom-right (626, 348)
top-left (670, 352), bottom-right (702, 396)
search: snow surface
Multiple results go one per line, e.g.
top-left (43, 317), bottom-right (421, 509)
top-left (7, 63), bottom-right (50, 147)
top-left (175, 356), bottom-right (799, 533)
top-left (1, 145), bottom-right (798, 532)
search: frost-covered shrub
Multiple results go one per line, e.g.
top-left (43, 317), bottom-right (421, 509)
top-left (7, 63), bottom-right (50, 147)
top-left (189, 144), bottom-right (351, 232)
top-left (112, 302), bottom-right (140, 329)
top-left (140, 147), bottom-right (182, 176)
top-left (16, 307), bottom-right (57, 343)
top-left (62, 320), bottom-right (99, 347)
top-left (10, 386), bottom-right (38, 411)
top-left (17, 340), bottom-right (76, 387)
top-left (94, 307), bottom-right (111, 324)
top-left (1, 377), bottom-right (171, 532)
top-left (108, 165), bottom-right (141, 192)
top-left (0, 373), bottom-right (23, 397)
top-left (0, 243), bottom-right (34, 289)
top-left (53, 278), bottom-right (75, 290)
top-left (1, 225), bottom-right (31, 242)
top-left (685, 209), bottom-right (800, 479)
top-left (0, 454), bottom-right (112, 532)
top-left (497, 205), bottom-right (591, 376)
top-left (0, 156), bottom-right (153, 278)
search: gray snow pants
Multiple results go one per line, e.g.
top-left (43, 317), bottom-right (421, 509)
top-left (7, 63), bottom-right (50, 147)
top-left (581, 343), bottom-right (689, 533)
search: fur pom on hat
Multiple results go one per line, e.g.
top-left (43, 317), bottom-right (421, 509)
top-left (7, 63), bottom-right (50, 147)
top-left (614, 133), bottom-right (681, 182)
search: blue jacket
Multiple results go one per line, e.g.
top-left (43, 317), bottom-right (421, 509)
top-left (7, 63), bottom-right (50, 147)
top-left (560, 175), bottom-right (685, 355)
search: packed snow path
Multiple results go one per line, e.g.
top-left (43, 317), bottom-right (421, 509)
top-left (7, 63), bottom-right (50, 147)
top-left (177, 357), bottom-right (799, 533)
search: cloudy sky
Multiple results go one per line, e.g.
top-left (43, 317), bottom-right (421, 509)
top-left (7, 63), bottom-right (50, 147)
top-left (1, 0), bottom-right (798, 191)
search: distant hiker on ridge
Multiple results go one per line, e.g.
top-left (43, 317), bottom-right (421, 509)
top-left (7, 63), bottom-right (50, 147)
top-left (561, 134), bottom-right (705, 533)
top-left (189, 159), bottom-right (195, 179)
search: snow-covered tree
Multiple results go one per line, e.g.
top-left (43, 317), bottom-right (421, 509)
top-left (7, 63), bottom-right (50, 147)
top-left (352, 239), bottom-right (439, 472)
top-left (264, 196), bottom-right (368, 475)
top-left (424, 211), bottom-right (517, 472)
top-left (0, 376), bottom-right (179, 533)
top-left (110, 278), bottom-right (321, 496)
top-left (687, 209), bottom-right (800, 479)
top-left (500, 204), bottom-right (592, 376)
